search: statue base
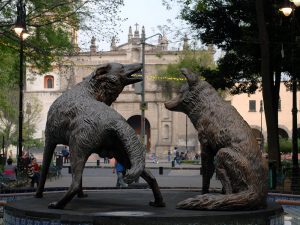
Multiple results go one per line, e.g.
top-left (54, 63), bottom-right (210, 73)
top-left (4, 189), bottom-right (284, 225)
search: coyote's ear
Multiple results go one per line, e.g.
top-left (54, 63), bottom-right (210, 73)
top-left (92, 64), bottom-right (111, 79)
top-left (180, 68), bottom-right (198, 87)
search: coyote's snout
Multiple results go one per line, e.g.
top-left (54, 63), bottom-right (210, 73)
top-left (165, 68), bottom-right (268, 210)
top-left (86, 63), bottom-right (142, 105)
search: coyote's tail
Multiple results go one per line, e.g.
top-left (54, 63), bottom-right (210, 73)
top-left (177, 189), bottom-right (267, 210)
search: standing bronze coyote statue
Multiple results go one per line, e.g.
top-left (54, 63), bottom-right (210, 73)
top-left (35, 63), bottom-right (165, 209)
top-left (165, 69), bottom-right (268, 210)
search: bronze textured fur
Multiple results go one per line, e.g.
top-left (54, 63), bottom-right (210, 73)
top-left (35, 63), bottom-right (165, 209)
top-left (165, 69), bottom-right (268, 210)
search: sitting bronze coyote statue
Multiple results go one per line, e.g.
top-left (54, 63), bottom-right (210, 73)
top-left (35, 63), bottom-right (165, 209)
top-left (165, 69), bottom-right (268, 210)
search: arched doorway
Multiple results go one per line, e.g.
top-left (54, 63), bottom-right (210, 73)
top-left (278, 128), bottom-right (289, 139)
top-left (127, 115), bottom-right (151, 152)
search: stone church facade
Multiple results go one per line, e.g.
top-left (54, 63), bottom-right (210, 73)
top-left (25, 26), bottom-right (205, 158)
top-left (25, 26), bottom-right (300, 158)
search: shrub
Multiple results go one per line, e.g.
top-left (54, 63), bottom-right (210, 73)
top-left (264, 138), bottom-right (300, 154)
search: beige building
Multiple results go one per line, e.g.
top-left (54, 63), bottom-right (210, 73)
top-left (26, 26), bottom-right (202, 158)
top-left (229, 83), bottom-right (299, 146)
top-left (25, 26), bottom-right (298, 158)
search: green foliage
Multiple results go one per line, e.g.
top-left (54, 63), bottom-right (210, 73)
top-left (264, 138), bottom-right (300, 154)
top-left (278, 138), bottom-right (292, 154)
top-left (0, 0), bottom-right (125, 150)
top-left (181, 160), bottom-right (200, 164)
top-left (155, 48), bottom-right (215, 98)
top-left (163, 0), bottom-right (299, 92)
top-left (0, 93), bottom-right (42, 153)
top-left (163, 0), bottom-right (285, 170)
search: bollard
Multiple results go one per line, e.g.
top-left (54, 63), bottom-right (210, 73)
top-left (97, 160), bottom-right (100, 167)
top-left (171, 160), bottom-right (175, 168)
top-left (268, 160), bottom-right (277, 190)
top-left (56, 155), bottom-right (63, 169)
top-left (159, 166), bottom-right (163, 175)
top-left (68, 166), bottom-right (71, 174)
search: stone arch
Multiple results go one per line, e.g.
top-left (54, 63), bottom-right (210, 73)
top-left (278, 127), bottom-right (289, 139)
top-left (278, 124), bottom-right (291, 139)
top-left (127, 115), bottom-right (151, 152)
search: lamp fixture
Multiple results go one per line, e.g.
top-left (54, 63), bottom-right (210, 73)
top-left (291, 0), bottom-right (300, 7)
top-left (280, 7), bottom-right (293, 16)
top-left (14, 0), bottom-right (29, 39)
top-left (21, 31), bottom-right (30, 40)
top-left (13, 27), bottom-right (23, 36)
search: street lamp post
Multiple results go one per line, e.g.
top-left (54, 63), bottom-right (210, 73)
top-left (13, 0), bottom-right (30, 170)
top-left (280, 0), bottom-right (300, 191)
top-left (18, 29), bottom-right (24, 168)
top-left (26, 102), bottom-right (32, 149)
top-left (186, 115), bottom-right (188, 151)
top-left (140, 27), bottom-right (161, 147)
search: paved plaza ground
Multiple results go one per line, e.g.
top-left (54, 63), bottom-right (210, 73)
top-left (1, 158), bottom-right (299, 224)
top-left (44, 160), bottom-right (222, 190)
top-left (39, 160), bottom-right (299, 224)
top-left (35, 154), bottom-right (212, 189)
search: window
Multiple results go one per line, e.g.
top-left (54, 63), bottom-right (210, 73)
top-left (163, 124), bottom-right (169, 139)
top-left (249, 100), bottom-right (256, 112)
top-left (44, 75), bottom-right (54, 89)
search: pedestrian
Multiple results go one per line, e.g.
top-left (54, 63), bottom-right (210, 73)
top-left (104, 157), bottom-right (110, 164)
top-left (28, 158), bottom-right (40, 188)
top-left (115, 160), bottom-right (128, 188)
top-left (3, 157), bottom-right (17, 181)
top-left (21, 151), bottom-right (31, 171)
top-left (167, 149), bottom-right (171, 162)
top-left (151, 153), bottom-right (158, 164)
top-left (174, 151), bottom-right (181, 165)
top-left (61, 145), bottom-right (70, 164)
top-left (173, 146), bottom-right (178, 158)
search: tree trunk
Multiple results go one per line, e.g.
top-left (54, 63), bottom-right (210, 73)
top-left (256, 0), bottom-right (281, 171)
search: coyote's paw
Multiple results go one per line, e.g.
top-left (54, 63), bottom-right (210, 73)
top-left (149, 200), bottom-right (166, 207)
top-left (176, 195), bottom-right (211, 209)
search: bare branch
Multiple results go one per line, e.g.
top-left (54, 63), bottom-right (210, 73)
top-left (0, 0), bottom-right (13, 12)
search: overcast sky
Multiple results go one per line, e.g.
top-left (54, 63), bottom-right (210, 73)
top-left (78, 0), bottom-right (187, 51)
top-left (117, 0), bottom-right (183, 45)
top-left (77, 0), bottom-right (221, 59)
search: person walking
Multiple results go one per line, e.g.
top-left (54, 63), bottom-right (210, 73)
top-left (167, 149), bottom-right (171, 162)
top-left (3, 157), bottom-right (17, 181)
top-left (115, 161), bottom-right (128, 188)
top-left (61, 145), bottom-right (70, 164)
top-left (28, 158), bottom-right (40, 188)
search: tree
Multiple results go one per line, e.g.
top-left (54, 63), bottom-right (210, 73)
top-left (0, 89), bottom-right (42, 156)
top-left (0, 0), bottom-right (125, 150)
top-left (155, 47), bottom-right (216, 98)
top-left (0, 0), bottom-right (125, 72)
top-left (162, 0), bottom-right (300, 170)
